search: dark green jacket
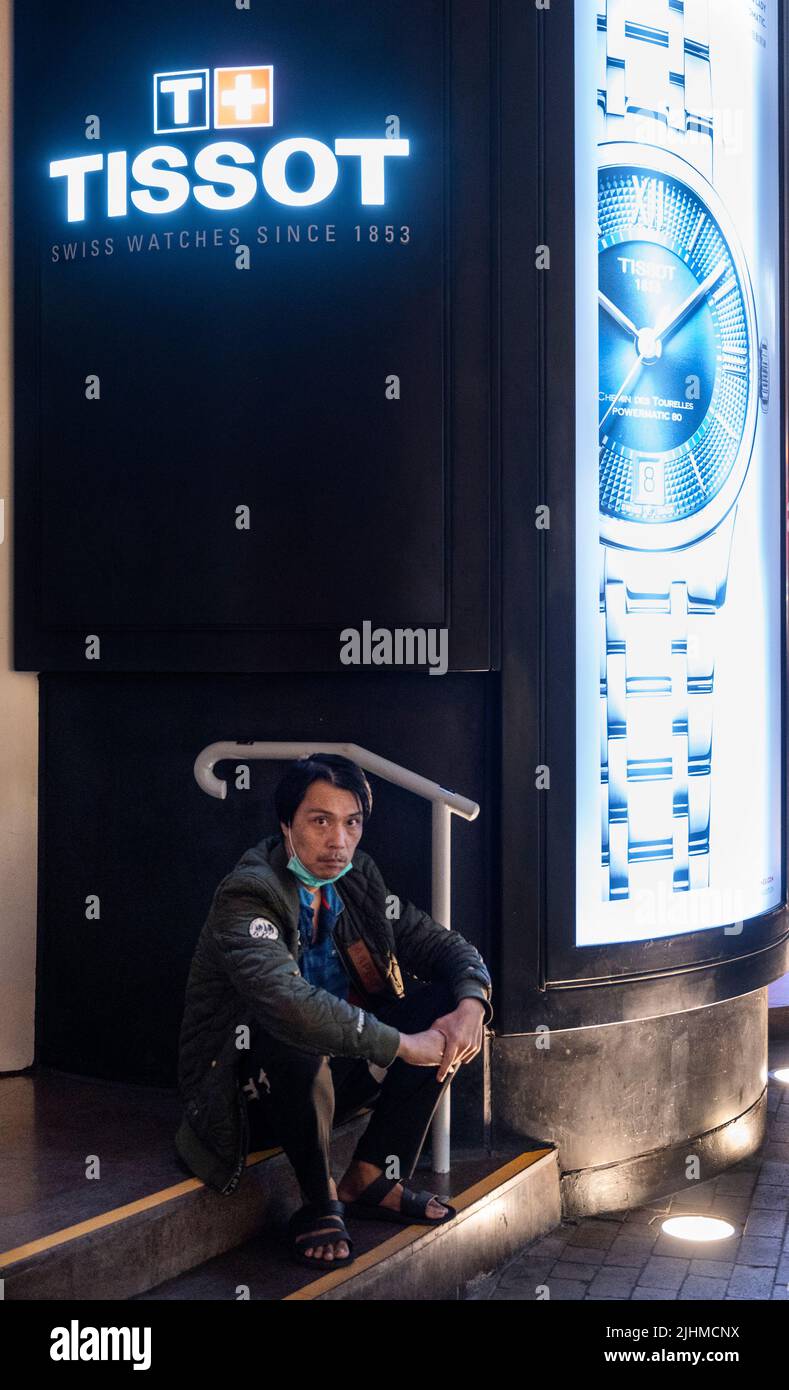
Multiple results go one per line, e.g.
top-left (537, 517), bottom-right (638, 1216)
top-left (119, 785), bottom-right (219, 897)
top-left (174, 833), bottom-right (493, 1194)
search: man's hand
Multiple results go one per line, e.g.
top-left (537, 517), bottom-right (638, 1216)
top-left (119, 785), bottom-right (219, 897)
top-left (431, 998), bottom-right (485, 1082)
top-left (396, 1026), bottom-right (448, 1067)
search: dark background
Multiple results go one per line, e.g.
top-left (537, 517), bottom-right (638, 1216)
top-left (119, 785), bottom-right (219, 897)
top-left (36, 672), bottom-right (496, 1114)
top-left (15, 0), bottom-right (495, 671)
top-left (15, 2), bottom-right (789, 1128)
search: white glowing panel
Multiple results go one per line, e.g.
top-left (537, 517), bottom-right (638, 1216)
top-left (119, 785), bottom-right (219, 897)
top-left (575, 1), bottom-right (783, 944)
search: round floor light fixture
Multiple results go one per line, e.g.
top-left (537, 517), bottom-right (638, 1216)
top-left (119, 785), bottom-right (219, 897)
top-left (660, 1215), bottom-right (736, 1242)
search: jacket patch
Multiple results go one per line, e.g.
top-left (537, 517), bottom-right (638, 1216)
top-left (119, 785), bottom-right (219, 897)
top-left (249, 918), bottom-right (278, 940)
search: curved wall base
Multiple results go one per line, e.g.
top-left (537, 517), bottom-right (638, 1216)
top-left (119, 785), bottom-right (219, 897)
top-left (492, 988), bottom-right (768, 1217)
top-left (559, 1090), bottom-right (766, 1218)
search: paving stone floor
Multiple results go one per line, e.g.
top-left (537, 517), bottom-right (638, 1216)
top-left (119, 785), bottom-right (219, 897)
top-left (467, 1038), bottom-right (789, 1301)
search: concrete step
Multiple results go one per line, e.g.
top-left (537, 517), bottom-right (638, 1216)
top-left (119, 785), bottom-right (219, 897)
top-left (1, 1067), bottom-right (559, 1301)
top-left (133, 1147), bottom-right (560, 1301)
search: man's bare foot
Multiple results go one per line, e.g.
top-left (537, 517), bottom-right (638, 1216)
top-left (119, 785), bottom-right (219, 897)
top-left (337, 1159), bottom-right (450, 1220)
top-left (298, 1178), bottom-right (351, 1263)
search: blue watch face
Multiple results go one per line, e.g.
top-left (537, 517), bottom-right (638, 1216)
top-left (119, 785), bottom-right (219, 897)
top-left (598, 163), bottom-right (753, 526)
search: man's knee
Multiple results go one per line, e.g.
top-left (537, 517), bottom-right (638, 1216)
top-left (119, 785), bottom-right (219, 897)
top-left (239, 1039), bottom-right (333, 1103)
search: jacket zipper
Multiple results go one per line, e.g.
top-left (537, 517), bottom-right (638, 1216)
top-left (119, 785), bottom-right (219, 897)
top-left (221, 1083), bottom-right (249, 1195)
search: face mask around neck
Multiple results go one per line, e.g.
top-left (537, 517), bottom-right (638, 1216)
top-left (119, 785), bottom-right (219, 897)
top-left (284, 828), bottom-right (354, 889)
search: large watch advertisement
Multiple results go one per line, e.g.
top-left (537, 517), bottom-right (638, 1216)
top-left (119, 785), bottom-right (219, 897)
top-left (576, 0), bottom-right (784, 946)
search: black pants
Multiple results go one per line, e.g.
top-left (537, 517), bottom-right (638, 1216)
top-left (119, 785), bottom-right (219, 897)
top-left (238, 978), bottom-right (457, 1204)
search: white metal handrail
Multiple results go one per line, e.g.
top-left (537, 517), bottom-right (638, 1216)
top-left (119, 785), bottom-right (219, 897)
top-left (194, 740), bottom-right (480, 1172)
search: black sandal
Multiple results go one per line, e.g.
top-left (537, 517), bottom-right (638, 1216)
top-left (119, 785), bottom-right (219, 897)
top-left (344, 1172), bottom-right (456, 1226)
top-left (288, 1199), bottom-right (355, 1269)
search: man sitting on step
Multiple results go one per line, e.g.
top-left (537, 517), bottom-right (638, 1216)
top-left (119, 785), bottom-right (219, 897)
top-left (175, 751), bottom-right (493, 1270)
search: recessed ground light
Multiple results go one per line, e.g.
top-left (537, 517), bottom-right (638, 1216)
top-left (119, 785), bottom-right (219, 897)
top-left (660, 1216), bottom-right (736, 1242)
top-left (771, 1068), bottom-right (789, 1084)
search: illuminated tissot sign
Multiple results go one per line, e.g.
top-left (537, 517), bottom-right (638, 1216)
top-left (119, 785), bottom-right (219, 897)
top-left (575, 0), bottom-right (783, 946)
top-left (48, 63), bottom-right (411, 222)
top-left (15, 0), bottom-right (483, 678)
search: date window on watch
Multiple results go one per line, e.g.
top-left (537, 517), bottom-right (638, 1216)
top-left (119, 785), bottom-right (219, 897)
top-left (633, 459), bottom-right (665, 507)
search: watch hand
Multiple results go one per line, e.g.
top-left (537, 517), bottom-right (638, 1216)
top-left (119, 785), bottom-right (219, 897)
top-left (599, 351), bottom-right (646, 435)
top-left (599, 290), bottom-right (639, 340)
top-left (652, 259), bottom-right (728, 347)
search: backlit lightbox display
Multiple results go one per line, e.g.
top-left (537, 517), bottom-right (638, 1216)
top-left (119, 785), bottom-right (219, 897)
top-left (576, 0), bottom-right (783, 945)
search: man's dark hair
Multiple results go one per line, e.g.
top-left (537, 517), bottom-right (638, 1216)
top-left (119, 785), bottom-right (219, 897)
top-left (274, 753), bottom-right (373, 828)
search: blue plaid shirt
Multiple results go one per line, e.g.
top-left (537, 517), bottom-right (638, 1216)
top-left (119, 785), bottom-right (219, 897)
top-left (295, 878), bottom-right (351, 1001)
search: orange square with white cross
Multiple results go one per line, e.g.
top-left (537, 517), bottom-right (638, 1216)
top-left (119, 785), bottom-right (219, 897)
top-left (214, 65), bottom-right (274, 129)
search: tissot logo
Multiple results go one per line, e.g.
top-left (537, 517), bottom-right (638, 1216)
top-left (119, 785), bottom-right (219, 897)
top-left (154, 66), bottom-right (274, 133)
top-left (154, 69), bottom-right (210, 134)
top-left (49, 63), bottom-right (410, 223)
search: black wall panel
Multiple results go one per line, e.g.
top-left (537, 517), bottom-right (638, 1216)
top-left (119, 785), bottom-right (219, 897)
top-left (15, 0), bottom-right (496, 671)
top-left (36, 672), bottom-right (497, 1141)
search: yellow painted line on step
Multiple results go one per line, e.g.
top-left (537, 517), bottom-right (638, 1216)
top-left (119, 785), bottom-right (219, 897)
top-left (0, 1146), bottom-right (282, 1269)
top-left (284, 1147), bottom-right (555, 1300)
top-left (0, 1106), bottom-right (377, 1270)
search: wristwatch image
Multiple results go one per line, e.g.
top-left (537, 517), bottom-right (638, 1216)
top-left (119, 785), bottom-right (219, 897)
top-left (596, 0), bottom-right (767, 903)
